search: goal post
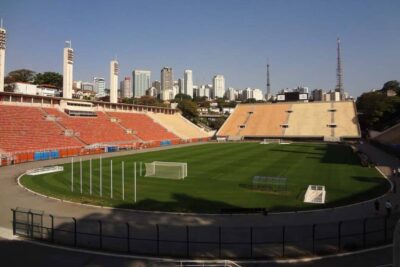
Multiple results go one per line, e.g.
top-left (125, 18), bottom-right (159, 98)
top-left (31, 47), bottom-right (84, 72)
top-left (251, 175), bottom-right (287, 192)
top-left (304, 185), bottom-right (326, 204)
top-left (260, 139), bottom-right (281, 144)
top-left (260, 138), bottom-right (291, 145)
top-left (144, 161), bottom-right (188, 180)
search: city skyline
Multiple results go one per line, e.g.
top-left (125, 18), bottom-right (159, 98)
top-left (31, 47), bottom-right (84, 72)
top-left (1, 0), bottom-right (400, 97)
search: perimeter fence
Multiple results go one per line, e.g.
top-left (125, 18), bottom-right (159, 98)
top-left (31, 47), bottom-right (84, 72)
top-left (11, 207), bottom-right (399, 259)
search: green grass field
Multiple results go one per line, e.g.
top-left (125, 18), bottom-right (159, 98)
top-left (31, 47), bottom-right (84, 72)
top-left (20, 143), bottom-right (390, 213)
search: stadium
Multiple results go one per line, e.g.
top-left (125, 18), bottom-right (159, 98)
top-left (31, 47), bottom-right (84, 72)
top-left (1, 2), bottom-right (400, 266)
top-left (1, 89), bottom-right (399, 266)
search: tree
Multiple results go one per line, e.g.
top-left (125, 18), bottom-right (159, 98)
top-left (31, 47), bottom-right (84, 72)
top-left (6, 69), bottom-right (35, 83)
top-left (382, 80), bottom-right (400, 94)
top-left (356, 90), bottom-right (400, 130)
top-left (209, 117), bottom-right (226, 130)
top-left (34, 72), bottom-right (63, 88)
top-left (137, 95), bottom-right (161, 106)
top-left (121, 96), bottom-right (166, 107)
top-left (121, 97), bottom-right (134, 104)
top-left (174, 93), bottom-right (192, 101)
top-left (178, 99), bottom-right (199, 120)
top-left (244, 98), bottom-right (257, 103)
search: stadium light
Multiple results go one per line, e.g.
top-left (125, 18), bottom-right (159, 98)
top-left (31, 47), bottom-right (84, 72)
top-left (89, 158), bottom-right (92, 195)
top-left (134, 162), bottom-right (137, 203)
top-left (122, 161), bottom-right (125, 200)
top-left (80, 158), bottom-right (82, 194)
top-left (100, 156), bottom-right (102, 197)
top-left (71, 158), bottom-right (74, 192)
top-left (110, 160), bottom-right (113, 199)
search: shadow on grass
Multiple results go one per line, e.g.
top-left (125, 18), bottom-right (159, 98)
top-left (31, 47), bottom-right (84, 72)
top-left (272, 144), bottom-right (362, 165)
top-left (118, 193), bottom-right (242, 213)
top-left (12, 180), bottom-right (392, 260)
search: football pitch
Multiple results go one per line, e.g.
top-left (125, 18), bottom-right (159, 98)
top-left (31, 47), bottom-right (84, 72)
top-left (20, 143), bottom-right (390, 213)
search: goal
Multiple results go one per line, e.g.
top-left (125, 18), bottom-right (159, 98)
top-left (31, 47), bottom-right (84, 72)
top-left (144, 161), bottom-right (188, 179)
top-left (260, 139), bottom-right (280, 144)
top-left (260, 139), bottom-right (291, 145)
top-left (304, 185), bottom-right (326, 204)
top-left (252, 175), bottom-right (288, 192)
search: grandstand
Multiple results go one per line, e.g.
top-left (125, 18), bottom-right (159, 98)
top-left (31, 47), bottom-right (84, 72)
top-left (217, 101), bottom-right (361, 140)
top-left (43, 108), bottom-right (137, 145)
top-left (107, 112), bottom-right (178, 142)
top-left (372, 122), bottom-right (400, 145)
top-left (148, 112), bottom-right (210, 140)
top-left (332, 102), bottom-right (361, 138)
top-left (0, 105), bottom-right (82, 153)
top-left (0, 92), bottom-right (210, 165)
top-left (285, 102), bottom-right (332, 137)
top-left (216, 105), bottom-right (254, 137)
top-left (240, 104), bottom-right (290, 137)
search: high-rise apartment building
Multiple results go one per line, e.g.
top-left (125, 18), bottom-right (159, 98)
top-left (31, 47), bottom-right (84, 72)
top-left (94, 77), bottom-right (106, 95)
top-left (109, 60), bottom-right (118, 103)
top-left (161, 67), bottom-right (173, 100)
top-left (132, 70), bottom-right (151, 98)
top-left (178, 78), bottom-right (184, 94)
top-left (213, 75), bottom-right (225, 98)
top-left (120, 77), bottom-right (132, 98)
top-left (311, 89), bottom-right (324, 101)
top-left (63, 41), bottom-right (74, 99)
top-left (0, 23), bottom-right (6, 92)
top-left (184, 70), bottom-right (193, 97)
top-left (253, 89), bottom-right (264, 101)
top-left (73, 81), bottom-right (82, 90)
top-left (226, 87), bottom-right (237, 101)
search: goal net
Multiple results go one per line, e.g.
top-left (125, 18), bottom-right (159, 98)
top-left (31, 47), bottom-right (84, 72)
top-left (252, 176), bottom-right (287, 191)
top-left (145, 161), bottom-right (187, 179)
top-left (260, 139), bottom-right (291, 145)
top-left (304, 185), bottom-right (326, 204)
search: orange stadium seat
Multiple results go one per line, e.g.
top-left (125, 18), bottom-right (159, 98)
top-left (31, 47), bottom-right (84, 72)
top-left (43, 108), bottom-right (137, 145)
top-left (107, 112), bottom-right (178, 141)
top-left (0, 105), bottom-right (82, 153)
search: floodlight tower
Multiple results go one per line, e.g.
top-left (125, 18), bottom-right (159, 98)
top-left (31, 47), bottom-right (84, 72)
top-left (266, 62), bottom-right (271, 100)
top-left (335, 37), bottom-right (344, 99)
top-left (63, 41), bottom-right (74, 99)
top-left (0, 19), bottom-right (6, 92)
top-left (109, 59), bottom-right (119, 103)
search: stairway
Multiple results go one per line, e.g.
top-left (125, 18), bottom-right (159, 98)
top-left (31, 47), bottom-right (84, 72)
top-left (39, 107), bottom-right (87, 145)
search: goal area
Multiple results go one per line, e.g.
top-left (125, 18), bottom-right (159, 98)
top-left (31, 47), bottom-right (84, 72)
top-left (304, 185), bottom-right (326, 204)
top-left (144, 161), bottom-right (188, 180)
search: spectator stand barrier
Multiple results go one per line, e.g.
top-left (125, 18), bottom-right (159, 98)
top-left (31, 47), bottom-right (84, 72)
top-left (11, 208), bottom-right (400, 259)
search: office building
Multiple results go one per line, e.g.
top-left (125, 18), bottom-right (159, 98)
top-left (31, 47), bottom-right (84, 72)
top-left (132, 70), bottom-right (151, 98)
top-left (94, 77), bottom-right (106, 96)
top-left (161, 67), bottom-right (173, 100)
top-left (81, 82), bottom-right (94, 91)
top-left (120, 77), bottom-right (132, 98)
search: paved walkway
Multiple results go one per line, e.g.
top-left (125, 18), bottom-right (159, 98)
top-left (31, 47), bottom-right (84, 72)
top-left (0, 237), bottom-right (392, 267)
top-left (0, 142), bottom-right (399, 234)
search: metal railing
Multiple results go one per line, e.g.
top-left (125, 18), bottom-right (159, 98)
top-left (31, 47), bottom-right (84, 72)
top-left (11, 207), bottom-right (399, 259)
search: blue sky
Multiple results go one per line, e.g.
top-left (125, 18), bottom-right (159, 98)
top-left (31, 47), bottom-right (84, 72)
top-left (1, 0), bottom-right (399, 97)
